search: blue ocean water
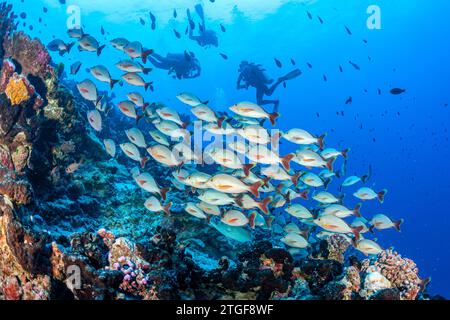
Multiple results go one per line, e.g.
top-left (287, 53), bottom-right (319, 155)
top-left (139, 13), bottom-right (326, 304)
top-left (12, 0), bottom-right (449, 296)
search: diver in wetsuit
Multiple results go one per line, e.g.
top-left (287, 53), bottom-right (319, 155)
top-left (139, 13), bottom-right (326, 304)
top-left (147, 52), bottom-right (201, 80)
top-left (187, 4), bottom-right (219, 48)
top-left (236, 61), bottom-right (302, 113)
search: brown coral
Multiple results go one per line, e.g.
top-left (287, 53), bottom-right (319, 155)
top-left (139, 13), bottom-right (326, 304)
top-left (327, 234), bottom-right (351, 263)
top-left (361, 248), bottom-right (428, 300)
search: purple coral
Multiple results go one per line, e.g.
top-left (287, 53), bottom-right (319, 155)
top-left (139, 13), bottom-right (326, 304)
top-left (0, 2), bottom-right (17, 59)
top-left (3, 31), bottom-right (51, 79)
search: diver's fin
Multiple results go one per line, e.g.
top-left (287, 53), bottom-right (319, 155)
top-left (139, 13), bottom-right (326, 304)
top-left (279, 68), bottom-right (302, 82)
top-left (195, 4), bottom-right (205, 21)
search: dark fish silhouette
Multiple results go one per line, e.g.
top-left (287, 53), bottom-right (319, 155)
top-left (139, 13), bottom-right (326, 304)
top-left (390, 88), bottom-right (406, 95)
top-left (323, 74), bottom-right (328, 82)
top-left (173, 9), bottom-right (177, 18)
top-left (318, 16), bottom-right (324, 24)
top-left (220, 24), bottom-right (226, 32)
top-left (274, 58), bottom-right (282, 68)
top-left (290, 58), bottom-right (296, 66)
top-left (306, 62), bottom-right (312, 69)
top-left (349, 61), bottom-right (360, 70)
top-left (345, 26), bottom-right (352, 35)
top-left (140, 18), bottom-right (145, 25)
top-left (219, 53), bottom-right (228, 60)
top-left (345, 96), bottom-right (352, 105)
top-left (339, 65), bottom-right (343, 72)
top-left (378, 89), bottom-right (382, 95)
top-left (101, 26), bottom-right (105, 35)
top-left (174, 29), bottom-right (181, 39)
top-left (149, 12), bottom-right (156, 30)
top-left (70, 61), bottom-right (82, 75)
top-left (306, 11), bottom-right (312, 20)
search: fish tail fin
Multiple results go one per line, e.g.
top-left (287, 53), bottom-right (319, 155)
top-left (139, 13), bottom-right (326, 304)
top-left (234, 194), bottom-right (244, 208)
top-left (181, 121), bottom-right (190, 129)
top-left (299, 228), bottom-right (311, 240)
top-left (160, 187), bottom-right (171, 201)
top-left (352, 226), bottom-right (364, 241)
top-left (144, 82), bottom-right (154, 92)
top-left (291, 172), bottom-right (301, 186)
top-left (394, 219), bottom-right (404, 232)
top-left (341, 148), bottom-right (350, 159)
top-left (353, 203), bottom-right (362, 217)
top-left (317, 133), bottom-right (327, 149)
top-left (248, 211), bottom-right (257, 229)
top-left (265, 216), bottom-right (274, 228)
top-left (262, 177), bottom-right (271, 187)
top-left (141, 49), bottom-right (154, 64)
top-left (258, 197), bottom-right (272, 215)
top-left (281, 153), bottom-right (295, 171)
top-left (249, 181), bottom-right (262, 198)
top-left (142, 103), bottom-right (150, 112)
top-left (326, 157), bottom-right (336, 172)
top-left (97, 45), bottom-right (106, 56)
top-left (324, 178), bottom-right (332, 190)
top-left (243, 164), bottom-right (255, 177)
top-left (202, 100), bottom-right (210, 105)
top-left (283, 191), bottom-right (291, 205)
top-left (110, 79), bottom-right (119, 90)
top-left (140, 157), bottom-right (149, 169)
top-left (136, 114), bottom-right (144, 125)
top-left (163, 202), bottom-right (172, 215)
top-left (419, 277), bottom-right (431, 293)
top-left (377, 189), bottom-right (388, 203)
top-left (142, 67), bottom-right (153, 75)
top-left (67, 42), bottom-right (75, 53)
top-left (368, 224), bottom-right (375, 234)
top-left (338, 193), bottom-right (345, 204)
top-left (217, 116), bottom-right (226, 128)
top-left (299, 190), bottom-right (309, 200)
top-left (268, 112), bottom-right (280, 126)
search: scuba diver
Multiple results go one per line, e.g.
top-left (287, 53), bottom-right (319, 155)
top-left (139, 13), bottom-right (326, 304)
top-left (187, 4), bottom-right (219, 48)
top-left (147, 52), bottom-right (201, 80)
top-left (236, 61), bottom-right (302, 113)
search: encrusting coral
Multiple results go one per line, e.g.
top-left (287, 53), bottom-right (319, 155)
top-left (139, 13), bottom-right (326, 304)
top-left (4, 73), bottom-right (33, 105)
top-left (361, 248), bottom-right (430, 300)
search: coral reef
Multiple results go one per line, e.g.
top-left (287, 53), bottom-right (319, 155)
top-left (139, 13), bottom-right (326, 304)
top-left (361, 248), bottom-right (428, 300)
top-left (3, 31), bottom-right (51, 79)
top-left (0, 5), bottom-right (440, 301)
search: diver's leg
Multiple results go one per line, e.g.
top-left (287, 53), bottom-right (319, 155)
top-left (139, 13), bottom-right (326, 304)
top-left (265, 81), bottom-right (283, 96)
top-left (147, 56), bottom-right (169, 70)
top-left (195, 4), bottom-right (206, 28)
top-left (260, 99), bottom-right (280, 113)
top-left (257, 89), bottom-right (280, 113)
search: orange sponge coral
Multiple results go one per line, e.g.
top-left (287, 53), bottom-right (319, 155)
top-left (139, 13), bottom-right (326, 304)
top-left (4, 73), bottom-right (32, 105)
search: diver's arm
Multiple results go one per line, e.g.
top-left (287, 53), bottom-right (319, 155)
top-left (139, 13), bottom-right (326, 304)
top-left (236, 74), bottom-right (247, 89)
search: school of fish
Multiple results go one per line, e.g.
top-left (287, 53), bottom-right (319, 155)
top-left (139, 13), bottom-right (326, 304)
top-left (55, 24), bottom-right (405, 258)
